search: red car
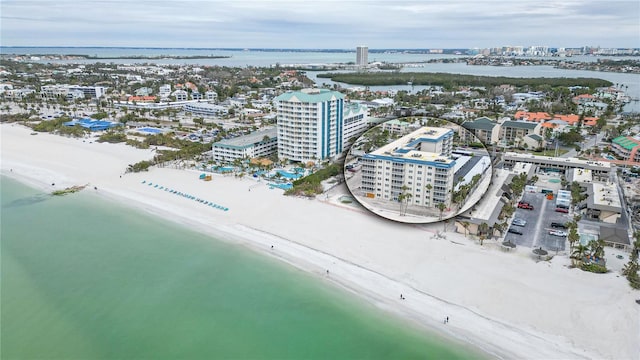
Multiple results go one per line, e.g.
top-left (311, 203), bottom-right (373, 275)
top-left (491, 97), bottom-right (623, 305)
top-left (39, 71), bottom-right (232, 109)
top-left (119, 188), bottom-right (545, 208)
top-left (555, 207), bottom-right (569, 213)
top-left (517, 202), bottom-right (534, 210)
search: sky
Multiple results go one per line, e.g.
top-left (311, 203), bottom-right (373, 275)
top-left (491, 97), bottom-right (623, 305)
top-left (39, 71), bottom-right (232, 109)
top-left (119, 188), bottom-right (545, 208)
top-left (1, 0), bottom-right (639, 49)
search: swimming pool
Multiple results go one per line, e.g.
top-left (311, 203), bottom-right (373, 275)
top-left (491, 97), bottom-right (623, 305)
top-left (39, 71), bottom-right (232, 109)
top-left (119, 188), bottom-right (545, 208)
top-left (269, 183), bottom-right (293, 190)
top-left (275, 170), bottom-right (303, 179)
top-left (215, 166), bottom-right (235, 173)
top-left (135, 127), bottom-right (163, 135)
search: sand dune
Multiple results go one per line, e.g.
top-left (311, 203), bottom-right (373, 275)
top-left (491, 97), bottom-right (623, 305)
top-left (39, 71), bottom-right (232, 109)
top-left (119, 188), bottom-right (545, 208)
top-left (2, 123), bottom-right (638, 359)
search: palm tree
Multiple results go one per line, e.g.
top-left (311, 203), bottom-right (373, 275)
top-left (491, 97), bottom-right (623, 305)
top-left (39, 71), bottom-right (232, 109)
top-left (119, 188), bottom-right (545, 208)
top-left (461, 221), bottom-right (470, 238)
top-left (478, 222), bottom-right (490, 246)
top-left (397, 185), bottom-right (412, 216)
top-left (493, 222), bottom-right (506, 239)
top-left (567, 226), bottom-right (579, 253)
top-left (588, 239), bottom-right (606, 260)
top-left (436, 202), bottom-right (447, 220)
top-left (572, 244), bottom-right (589, 265)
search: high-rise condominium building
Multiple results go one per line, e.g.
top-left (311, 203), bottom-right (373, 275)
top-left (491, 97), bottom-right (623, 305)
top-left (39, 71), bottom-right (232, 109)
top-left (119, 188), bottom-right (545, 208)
top-left (276, 89), bottom-right (346, 162)
top-left (356, 46), bottom-right (368, 67)
top-left (360, 127), bottom-right (455, 207)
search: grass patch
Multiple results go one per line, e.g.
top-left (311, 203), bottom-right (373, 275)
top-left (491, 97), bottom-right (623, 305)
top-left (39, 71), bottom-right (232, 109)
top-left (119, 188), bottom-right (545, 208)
top-left (580, 263), bottom-right (608, 273)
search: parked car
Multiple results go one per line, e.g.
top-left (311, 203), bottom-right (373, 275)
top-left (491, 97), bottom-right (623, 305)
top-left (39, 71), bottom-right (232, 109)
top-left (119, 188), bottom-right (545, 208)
top-left (512, 218), bottom-right (527, 227)
top-left (551, 222), bottom-right (567, 229)
top-left (555, 207), bottom-right (569, 213)
top-left (508, 228), bottom-right (523, 235)
top-left (549, 230), bottom-right (568, 237)
top-left (517, 202), bottom-right (534, 210)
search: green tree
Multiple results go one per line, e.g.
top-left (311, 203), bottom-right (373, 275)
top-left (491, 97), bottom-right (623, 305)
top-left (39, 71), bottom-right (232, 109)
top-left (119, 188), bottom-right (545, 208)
top-left (572, 244), bottom-right (589, 265)
top-left (589, 239), bottom-right (606, 260)
top-left (436, 202), bottom-right (447, 220)
top-left (461, 221), bottom-right (470, 238)
top-left (398, 185), bottom-right (412, 216)
top-left (567, 226), bottom-right (580, 253)
top-left (478, 222), bottom-right (490, 246)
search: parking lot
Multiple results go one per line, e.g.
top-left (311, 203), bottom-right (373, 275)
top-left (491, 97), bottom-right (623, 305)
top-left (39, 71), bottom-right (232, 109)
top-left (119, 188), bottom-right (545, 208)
top-left (504, 191), bottom-right (573, 252)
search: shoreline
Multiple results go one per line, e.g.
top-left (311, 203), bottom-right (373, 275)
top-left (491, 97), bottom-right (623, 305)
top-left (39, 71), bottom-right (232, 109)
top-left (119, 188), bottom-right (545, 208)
top-left (2, 123), bottom-right (638, 359)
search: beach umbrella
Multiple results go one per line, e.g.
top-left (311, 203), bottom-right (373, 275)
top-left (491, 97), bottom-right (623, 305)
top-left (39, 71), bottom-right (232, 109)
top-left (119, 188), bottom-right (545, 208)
top-left (502, 240), bottom-right (516, 249)
top-left (532, 247), bottom-right (548, 259)
top-left (533, 247), bottom-right (548, 255)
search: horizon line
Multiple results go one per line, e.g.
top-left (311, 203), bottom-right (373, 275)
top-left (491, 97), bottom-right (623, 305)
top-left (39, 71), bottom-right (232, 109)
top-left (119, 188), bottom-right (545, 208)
top-left (2, 45), bottom-right (639, 51)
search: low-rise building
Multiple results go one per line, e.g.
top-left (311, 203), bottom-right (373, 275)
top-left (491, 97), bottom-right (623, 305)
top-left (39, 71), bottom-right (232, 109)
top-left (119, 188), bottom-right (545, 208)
top-left (610, 136), bottom-right (640, 163)
top-left (502, 152), bottom-right (612, 180)
top-left (499, 120), bottom-right (541, 146)
top-left (381, 119), bottom-right (414, 136)
top-left (183, 102), bottom-right (229, 117)
top-left (584, 182), bottom-right (623, 223)
top-left (460, 116), bottom-right (501, 145)
top-left (211, 128), bottom-right (277, 163)
top-left (172, 89), bottom-right (188, 101)
top-left (159, 84), bottom-right (172, 99)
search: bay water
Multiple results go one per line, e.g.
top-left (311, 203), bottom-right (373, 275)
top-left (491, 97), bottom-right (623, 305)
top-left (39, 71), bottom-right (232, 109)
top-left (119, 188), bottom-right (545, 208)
top-left (1, 177), bottom-right (479, 359)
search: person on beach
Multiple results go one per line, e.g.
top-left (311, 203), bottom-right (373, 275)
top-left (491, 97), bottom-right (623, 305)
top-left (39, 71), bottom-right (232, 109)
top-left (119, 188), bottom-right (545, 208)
top-left (446, 316), bottom-right (449, 323)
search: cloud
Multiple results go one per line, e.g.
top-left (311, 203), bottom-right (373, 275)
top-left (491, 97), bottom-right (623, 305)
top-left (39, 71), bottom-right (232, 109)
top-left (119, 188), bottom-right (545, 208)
top-left (1, 0), bottom-right (638, 48)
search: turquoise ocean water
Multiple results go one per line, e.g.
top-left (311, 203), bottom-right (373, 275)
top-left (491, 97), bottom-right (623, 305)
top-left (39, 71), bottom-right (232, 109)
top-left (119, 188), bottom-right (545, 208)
top-left (1, 177), bottom-right (480, 359)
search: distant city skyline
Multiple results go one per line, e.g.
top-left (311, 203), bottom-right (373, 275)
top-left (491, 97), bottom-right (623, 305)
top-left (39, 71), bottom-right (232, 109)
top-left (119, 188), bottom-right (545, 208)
top-left (1, 1), bottom-right (639, 49)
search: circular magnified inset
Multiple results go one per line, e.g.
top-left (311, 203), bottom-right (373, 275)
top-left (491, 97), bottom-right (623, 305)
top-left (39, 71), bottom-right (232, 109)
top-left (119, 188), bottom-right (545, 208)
top-left (344, 117), bottom-right (493, 224)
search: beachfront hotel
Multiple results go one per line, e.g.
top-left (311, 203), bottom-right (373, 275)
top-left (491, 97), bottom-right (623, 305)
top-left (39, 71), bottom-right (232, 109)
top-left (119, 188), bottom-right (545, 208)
top-left (342, 102), bottom-right (369, 146)
top-left (360, 126), bottom-right (455, 207)
top-left (211, 128), bottom-right (277, 162)
top-left (275, 89), bottom-right (346, 162)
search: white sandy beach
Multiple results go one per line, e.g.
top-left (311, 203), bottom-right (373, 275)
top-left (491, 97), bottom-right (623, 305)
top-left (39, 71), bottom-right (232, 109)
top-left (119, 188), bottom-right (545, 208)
top-left (2, 123), bottom-right (639, 359)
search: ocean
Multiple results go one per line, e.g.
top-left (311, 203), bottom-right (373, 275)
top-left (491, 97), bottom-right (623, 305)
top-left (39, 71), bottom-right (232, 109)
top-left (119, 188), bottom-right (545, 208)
top-left (0, 176), bottom-right (479, 359)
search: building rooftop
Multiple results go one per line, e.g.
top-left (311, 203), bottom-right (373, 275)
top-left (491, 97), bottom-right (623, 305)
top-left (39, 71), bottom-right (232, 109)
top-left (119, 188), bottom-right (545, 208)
top-left (501, 120), bottom-right (539, 130)
top-left (461, 117), bottom-right (498, 131)
top-left (275, 88), bottom-right (344, 103)
top-left (600, 227), bottom-right (630, 246)
top-left (343, 102), bottom-right (367, 117)
top-left (567, 168), bottom-right (594, 183)
top-left (587, 182), bottom-right (622, 212)
top-left (212, 128), bottom-right (277, 149)
top-left (612, 136), bottom-right (640, 151)
top-left (367, 126), bottom-right (455, 167)
top-left (503, 152), bottom-right (612, 171)
top-left (457, 167), bottom-right (510, 226)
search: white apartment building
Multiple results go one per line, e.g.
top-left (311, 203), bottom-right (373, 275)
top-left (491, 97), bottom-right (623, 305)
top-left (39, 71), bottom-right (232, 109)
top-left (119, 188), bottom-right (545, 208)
top-left (342, 102), bottom-right (369, 147)
top-left (183, 102), bottom-right (228, 117)
top-left (41, 85), bottom-right (70, 99)
top-left (205, 90), bottom-right (218, 101)
top-left (159, 84), bottom-right (172, 99)
top-left (356, 46), bottom-right (368, 67)
top-left (41, 85), bottom-right (106, 100)
top-left (361, 127), bottom-right (455, 207)
top-left (68, 85), bottom-right (106, 99)
top-left (211, 128), bottom-right (278, 162)
top-left (276, 89), bottom-right (346, 162)
top-left (172, 89), bottom-right (188, 101)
